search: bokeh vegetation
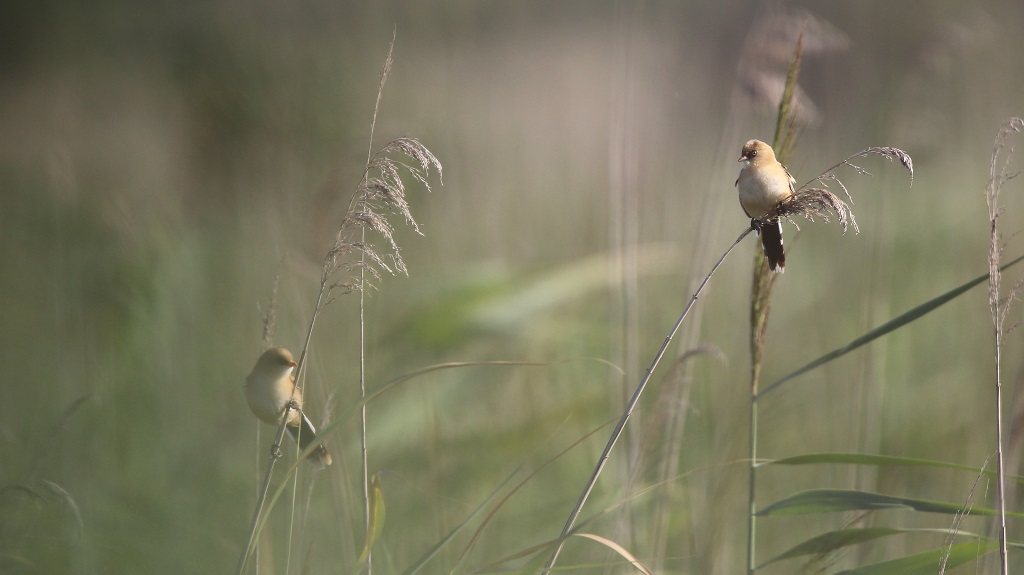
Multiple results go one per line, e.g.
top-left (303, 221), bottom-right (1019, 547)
top-left (2, 2), bottom-right (1024, 574)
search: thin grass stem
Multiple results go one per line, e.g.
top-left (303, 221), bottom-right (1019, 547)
top-left (746, 31), bottom-right (804, 575)
top-left (236, 405), bottom-right (296, 575)
top-left (985, 116), bottom-right (1023, 575)
top-left (747, 395), bottom-right (758, 574)
top-left (543, 226), bottom-right (754, 573)
top-left (358, 29), bottom-right (396, 575)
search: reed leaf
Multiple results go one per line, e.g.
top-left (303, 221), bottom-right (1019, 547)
top-left (759, 253), bottom-right (1024, 398)
top-left (756, 489), bottom-right (1024, 518)
top-left (758, 527), bottom-right (975, 567)
top-left (759, 452), bottom-right (1024, 483)
top-left (834, 541), bottom-right (997, 575)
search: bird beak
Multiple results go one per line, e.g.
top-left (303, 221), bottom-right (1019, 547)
top-left (737, 155), bottom-right (746, 162)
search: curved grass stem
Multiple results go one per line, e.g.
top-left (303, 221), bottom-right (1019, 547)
top-left (543, 226), bottom-right (754, 573)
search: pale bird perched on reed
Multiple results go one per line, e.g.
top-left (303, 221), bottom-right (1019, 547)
top-left (736, 139), bottom-right (796, 272)
top-left (245, 347), bottom-right (332, 468)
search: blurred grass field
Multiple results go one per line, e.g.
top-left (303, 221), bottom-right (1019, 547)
top-left (2, 1), bottom-right (1024, 574)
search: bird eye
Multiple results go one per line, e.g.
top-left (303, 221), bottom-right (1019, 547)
top-left (749, 150), bottom-right (757, 157)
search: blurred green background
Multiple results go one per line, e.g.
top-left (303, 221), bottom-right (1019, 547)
top-left (3, 1), bottom-right (1024, 573)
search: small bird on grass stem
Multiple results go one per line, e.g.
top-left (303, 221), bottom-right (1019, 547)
top-left (736, 139), bottom-right (795, 272)
top-left (245, 347), bottom-right (332, 468)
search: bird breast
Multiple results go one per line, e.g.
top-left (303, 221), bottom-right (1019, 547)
top-left (737, 164), bottom-right (792, 219)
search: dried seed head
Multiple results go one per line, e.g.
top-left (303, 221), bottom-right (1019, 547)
top-left (766, 188), bottom-right (859, 234)
top-left (757, 146), bottom-right (913, 237)
top-left (322, 138), bottom-right (442, 290)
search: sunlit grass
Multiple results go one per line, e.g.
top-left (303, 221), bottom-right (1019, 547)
top-left (2, 3), bottom-right (1024, 575)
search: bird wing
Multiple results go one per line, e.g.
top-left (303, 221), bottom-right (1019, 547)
top-left (782, 164), bottom-right (796, 193)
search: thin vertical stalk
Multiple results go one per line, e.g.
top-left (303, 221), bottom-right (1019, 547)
top-left (745, 31), bottom-right (803, 575)
top-left (985, 117), bottom-right (1023, 575)
top-left (359, 146), bottom-right (375, 575)
top-left (746, 397), bottom-right (758, 574)
top-left (359, 231), bottom-right (371, 575)
top-left (236, 401), bottom-right (304, 575)
top-left (358, 29), bottom-right (396, 575)
top-left (993, 324), bottom-right (1007, 575)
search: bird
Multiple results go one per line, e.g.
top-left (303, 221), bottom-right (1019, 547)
top-left (735, 139), bottom-right (796, 272)
top-left (245, 347), bottom-right (332, 468)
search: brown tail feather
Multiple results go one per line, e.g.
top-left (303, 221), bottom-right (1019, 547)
top-left (287, 412), bottom-right (333, 468)
top-left (761, 218), bottom-right (786, 273)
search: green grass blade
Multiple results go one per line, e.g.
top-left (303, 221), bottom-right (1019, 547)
top-left (759, 527), bottom-right (906, 566)
top-left (758, 254), bottom-right (1024, 398)
top-left (756, 488), bottom-right (1024, 517)
top-left (761, 452), bottom-right (981, 471)
top-left (763, 525), bottom-right (1024, 569)
top-left (757, 452), bottom-right (1024, 483)
top-left (758, 527), bottom-right (985, 567)
top-left (355, 473), bottom-right (386, 568)
top-left (833, 541), bottom-right (997, 575)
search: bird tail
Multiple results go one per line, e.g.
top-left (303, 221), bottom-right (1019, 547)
top-left (761, 218), bottom-right (786, 273)
top-left (287, 412), bottom-right (333, 468)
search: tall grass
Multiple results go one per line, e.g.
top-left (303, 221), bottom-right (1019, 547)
top-left (4, 5), bottom-right (1024, 575)
top-left (236, 34), bottom-right (441, 575)
top-left (741, 119), bottom-right (1024, 574)
top-left (984, 116), bottom-right (1024, 575)
top-left (543, 29), bottom-right (912, 573)
top-left (745, 34), bottom-right (804, 575)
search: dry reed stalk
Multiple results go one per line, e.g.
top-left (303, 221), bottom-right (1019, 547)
top-left (984, 116), bottom-right (1023, 575)
top-left (746, 32), bottom-right (805, 575)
